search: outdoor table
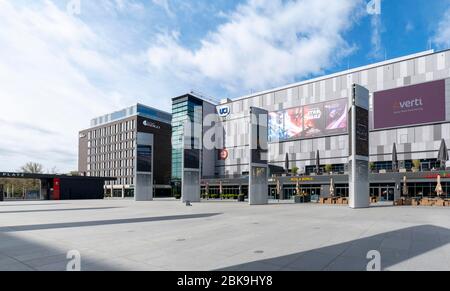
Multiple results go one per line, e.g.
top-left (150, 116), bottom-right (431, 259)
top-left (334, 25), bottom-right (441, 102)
top-left (435, 199), bottom-right (445, 207)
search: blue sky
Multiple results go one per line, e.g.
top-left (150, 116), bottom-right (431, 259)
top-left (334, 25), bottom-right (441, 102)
top-left (0, 0), bottom-right (450, 172)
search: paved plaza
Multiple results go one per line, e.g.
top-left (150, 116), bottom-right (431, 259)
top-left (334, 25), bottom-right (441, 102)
top-left (0, 199), bottom-right (449, 271)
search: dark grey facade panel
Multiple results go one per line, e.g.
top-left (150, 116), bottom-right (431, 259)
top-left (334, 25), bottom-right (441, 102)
top-left (434, 125), bottom-right (442, 141)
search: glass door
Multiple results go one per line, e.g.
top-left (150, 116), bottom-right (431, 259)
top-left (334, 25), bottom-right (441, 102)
top-left (283, 187), bottom-right (296, 200)
top-left (370, 187), bottom-right (380, 201)
top-left (380, 187), bottom-right (395, 201)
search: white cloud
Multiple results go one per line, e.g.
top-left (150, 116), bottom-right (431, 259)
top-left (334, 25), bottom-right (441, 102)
top-left (147, 0), bottom-right (362, 92)
top-left (0, 0), bottom-right (143, 172)
top-left (152, 0), bottom-right (174, 17)
top-left (369, 14), bottom-right (383, 59)
top-left (405, 21), bottom-right (414, 33)
top-left (433, 8), bottom-right (450, 49)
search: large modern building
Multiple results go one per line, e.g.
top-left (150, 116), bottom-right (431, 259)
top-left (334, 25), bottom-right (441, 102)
top-left (173, 49), bottom-right (450, 201)
top-left (79, 104), bottom-right (172, 199)
top-left (171, 93), bottom-right (217, 196)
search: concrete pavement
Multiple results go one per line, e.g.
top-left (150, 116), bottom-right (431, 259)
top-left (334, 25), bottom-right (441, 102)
top-left (0, 199), bottom-right (449, 271)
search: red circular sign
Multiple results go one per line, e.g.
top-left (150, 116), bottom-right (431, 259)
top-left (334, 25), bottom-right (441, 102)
top-left (219, 149), bottom-right (229, 160)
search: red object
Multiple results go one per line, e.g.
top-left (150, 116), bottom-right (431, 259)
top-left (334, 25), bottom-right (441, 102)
top-left (424, 173), bottom-right (449, 179)
top-left (53, 178), bottom-right (60, 200)
top-left (219, 149), bottom-right (229, 160)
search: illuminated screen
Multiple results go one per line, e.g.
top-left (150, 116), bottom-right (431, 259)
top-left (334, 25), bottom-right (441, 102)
top-left (303, 103), bottom-right (325, 137)
top-left (286, 107), bottom-right (304, 138)
top-left (325, 99), bottom-right (348, 134)
top-left (269, 99), bottom-right (348, 142)
top-left (137, 145), bottom-right (152, 172)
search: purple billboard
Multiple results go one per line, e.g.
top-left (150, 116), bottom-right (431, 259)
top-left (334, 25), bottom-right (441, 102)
top-left (374, 80), bottom-right (446, 129)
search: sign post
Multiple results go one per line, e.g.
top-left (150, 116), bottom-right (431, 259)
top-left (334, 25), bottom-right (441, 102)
top-left (348, 84), bottom-right (370, 209)
top-left (248, 107), bottom-right (269, 205)
top-left (181, 105), bottom-right (203, 203)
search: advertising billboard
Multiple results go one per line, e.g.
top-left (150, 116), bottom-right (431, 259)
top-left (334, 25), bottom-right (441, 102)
top-left (137, 145), bottom-right (152, 172)
top-left (268, 99), bottom-right (348, 142)
top-left (373, 79), bottom-right (446, 129)
top-left (268, 111), bottom-right (288, 141)
top-left (355, 107), bottom-right (369, 157)
top-left (325, 99), bottom-right (348, 134)
top-left (250, 107), bottom-right (268, 165)
top-left (286, 107), bottom-right (304, 139)
top-left (184, 149), bottom-right (200, 169)
top-left (303, 103), bottom-right (325, 137)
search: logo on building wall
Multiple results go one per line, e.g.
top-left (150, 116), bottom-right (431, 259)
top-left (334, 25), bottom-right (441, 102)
top-left (305, 108), bottom-right (322, 120)
top-left (217, 105), bottom-right (231, 117)
top-left (143, 120), bottom-right (161, 129)
top-left (1, 172), bottom-right (25, 178)
top-left (393, 98), bottom-right (424, 114)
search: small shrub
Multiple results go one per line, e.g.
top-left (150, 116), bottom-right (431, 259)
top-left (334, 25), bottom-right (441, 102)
top-left (412, 160), bottom-right (421, 170)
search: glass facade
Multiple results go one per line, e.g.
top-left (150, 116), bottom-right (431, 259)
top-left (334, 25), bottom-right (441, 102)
top-left (402, 182), bottom-right (450, 198)
top-left (372, 159), bottom-right (441, 172)
top-left (91, 104), bottom-right (171, 127)
top-left (171, 96), bottom-right (204, 195)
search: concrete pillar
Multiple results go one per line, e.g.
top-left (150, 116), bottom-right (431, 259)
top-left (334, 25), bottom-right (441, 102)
top-left (321, 185), bottom-right (331, 198)
top-left (182, 170), bottom-right (201, 203)
top-left (394, 179), bottom-right (401, 201)
top-left (39, 180), bottom-right (45, 200)
top-left (134, 132), bottom-right (154, 201)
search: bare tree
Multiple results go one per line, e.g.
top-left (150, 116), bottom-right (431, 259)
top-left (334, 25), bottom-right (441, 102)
top-left (20, 162), bottom-right (44, 174)
top-left (16, 162), bottom-right (44, 198)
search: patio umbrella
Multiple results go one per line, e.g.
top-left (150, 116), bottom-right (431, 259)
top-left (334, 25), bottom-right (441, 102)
top-left (238, 184), bottom-right (242, 195)
top-left (329, 178), bottom-right (335, 197)
top-left (437, 139), bottom-right (449, 169)
top-left (435, 175), bottom-right (444, 197)
top-left (285, 153), bottom-right (290, 175)
top-left (392, 143), bottom-right (398, 171)
top-left (296, 177), bottom-right (301, 196)
top-left (205, 182), bottom-right (209, 197)
top-left (276, 178), bottom-right (282, 199)
top-left (402, 176), bottom-right (409, 197)
top-left (315, 150), bottom-right (320, 175)
top-left (219, 181), bottom-right (223, 196)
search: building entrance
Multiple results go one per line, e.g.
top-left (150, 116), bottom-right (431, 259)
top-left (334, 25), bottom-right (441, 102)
top-left (370, 183), bottom-right (395, 202)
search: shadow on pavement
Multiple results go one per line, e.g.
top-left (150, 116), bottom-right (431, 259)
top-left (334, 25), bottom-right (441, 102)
top-left (218, 224), bottom-right (450, 271)
top-left (0, 213), bottom-right (222, 233)
top-left (0, 232), bottom-right (131, 271)
top-left (0, 203), bottom-right (68, 207)
top-left (0, 207), bottom-right (122, 214)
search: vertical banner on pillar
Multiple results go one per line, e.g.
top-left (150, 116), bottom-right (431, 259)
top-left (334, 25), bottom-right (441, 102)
top-left (249, 107), bottom-right (269, 205)
top-left (348, 84), bottom-right (370, 209)
top-left (182, 148), bottom-right (201, 203)
top-left (181, 105), bottom-right (203, 203)
top-left (135, 132), bottom-right (154, 201)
